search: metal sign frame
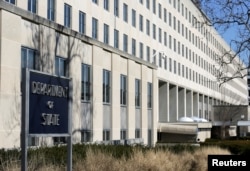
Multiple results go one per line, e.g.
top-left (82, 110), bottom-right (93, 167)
top-left (21, 68), bottom-right (72, 171)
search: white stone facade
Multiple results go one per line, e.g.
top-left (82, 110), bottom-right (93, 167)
top-left (0, 0), bottom-right (247, 148)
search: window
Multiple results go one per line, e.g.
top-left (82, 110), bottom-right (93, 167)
top-left (114, 0), bottom-right (119, 17)
top-left (123, 34), bottom-right (128, 52)
top-left (79, 11), bottom-right (86, 34)
top-left (164, 32), bottom-right (167, 46)
top-left (158, 3), bottom-right (162, 18)
top-left (104, 0), bottom-right (109, 10)
top-left (28, 0), bottom-right (37, 14)
top-left (135, 129), bottom-right (141, 138)
top-left (103, 24), bottom-right (109, 44)
top-left (159, 53), bottom-right (162, 67)
top-left (92, 17), bottom-right (98, 39)
top-left (132, 9), bottom-right (136, 27)
top-left (64, 4), bottom-right (71, 28)
top-left (21, 47), bottom-right (36, 69)
top-left (5, 0), bottom-right (15, 4)
top-left (103, 130), bottom-right (110, 141)
top-left (139, 42), bottom-right (143, 59)
top-left (135, 79), bottom-right (141, 107)
top-left (152, 0), bottom-right (156, 14)
top-left (132, 38), bottom-right (136, 56)
top-left (92, 0), bottom-right (98, 4)
top-left (103, 69), bottom-right (111, 103)
top-left (55, 57), bottom-right (66, 76)
top-left (81, 64), bottom-right (91, 101)
top-left (148, 82), bottom-right (152, 108)
top-left (139, 15), bottom-right (143, 32)
top-left (123, 3), bottom-right (128, 22)
top-left (169, 12), bottom-right (172, 27)
top-left (158, 28), bottom-right (162, 43)
top-left (146, 46), bottom-right (150, 62)
top-left (114, 29), bottom-right (119, 48)
top-left (53, 137), bottom-right (66, 145)
top-left (120, 75), bottom-right (127, 105)
top-left (81, 130), bottom-right (92, 142)
top-left (146, 0), bottom-right (150, 9)
top-left (146, 19), bottom-right (150, 36)
top-left (47, 0), bottom-right (55, 21)
top-left (120, 130), bottom-right (127, 140)
top-left (164, 8), bottom-right (167, 23)
top-left (152, 24), bottom-right (156, 39)
top-left (169, 35), bottom-right (172, 49)
top-left (169, 58), bottom-right (172, 72)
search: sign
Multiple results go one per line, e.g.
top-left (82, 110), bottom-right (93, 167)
top-left (21, 69), bottom-right (72, 171)
top-left (29, 70), bottom-right (70, 134)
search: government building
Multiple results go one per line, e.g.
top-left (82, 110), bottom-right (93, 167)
top-left (0, 0), bottom-right (248, 148)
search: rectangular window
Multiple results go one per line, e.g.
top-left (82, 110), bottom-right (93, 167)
top-left (123, 34), bottom-right (128, 52)
top-left (5, 0), bottom-right (15, 4)
top-left (146, 0), bottom-right (150, 9)
top-left (79, 11), bottom-right (86, 34)
top-left (135, 129), bottom-right (141, 138)
top-left (132, 38), bottom-right (136, 56)
top-left (21, 47), bottom-right (36, 69)
top-left (81, 64), bottom-right (91, 101)
top-left (55, 56), bottom-right (67, 77)
top-left (114, 29), bottom-right (119, 48)
top-left (120, 75), bottom-right (127, 105)
top-left (169, 12), bottom-right (172, 27)
top-left (139, 42), bottom-right (143, 59)
top-left (158, 28), bottom-right (162, 43)
top-left (104, 0), bottom-right (109, 10)
top-left (104, 24), bottom-right (109, 44)
top-left (146, 46), bottom-right (150, 62)
top-left (135, 79), bottom-right (141, 107)
top-left (146, 19), bottom-right (150, 36)
top-left (174, 60), bottom-right (176, 74)
top-left (159, 53), bottom-right (162, 67)
top-left (123, 3), bottom-right (128, 22)
top-left (103, 69), bottom-right (111, 103)
top-left (103, 130), bottom-right (110, 141)
top-left (148, 82), bottom-right (152, 108)
top-left (114, 0), bottom-right (119, 17)
top-left (164, 32), bottom-right (167, 46)
top-left (47, 0), bottom-right (55, 21)
top-left (152, 0), bottom-right (156, 14)
top-left (92, 17), bottom-right (98, 39)
top-left (132, 9), bottom-right (136, 27)
top-left (164, 8), bottom-right (167, 23)
top-left (169, 58), bottom-right (172, 72)
top-left (169, 35), bottom-right (172, 49)
top-left (64, 3), bottom-right (71, 28)
top-left (120, 130), bottom-right (127, 140)
top-left (92, 0), bottom-right (98, 4)
top-left (158, 3), bottom-right (162, 18)
top-left (153, 24), bottom-right (156, 39)
top-left (139, 15), bottom-right (143, 32)
top-left (28, 0), bottom-right (37, 14)
top-left (81, 130), bottom-right (92, 142)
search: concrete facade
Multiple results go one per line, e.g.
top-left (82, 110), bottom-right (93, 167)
top-left (0, 0), bottom-right (248, 148)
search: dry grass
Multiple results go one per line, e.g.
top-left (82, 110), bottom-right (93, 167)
top-left (1, 146), bottom-right (230, 171)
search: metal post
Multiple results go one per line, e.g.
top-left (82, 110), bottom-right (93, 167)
top-left (67, 78), bottom-right (73, 171)
top-left (21, 68), bottom-right (29, 171)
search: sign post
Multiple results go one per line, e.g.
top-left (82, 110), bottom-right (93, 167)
top-left (21, 69), bottom-right (72, 171)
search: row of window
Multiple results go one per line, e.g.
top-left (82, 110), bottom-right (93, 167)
top-left (21, 46), bottom-right (151, 144)
top-left (21, 47), bottom-right (153, 108)
top-left (6, 0), bottom-right (237, 93)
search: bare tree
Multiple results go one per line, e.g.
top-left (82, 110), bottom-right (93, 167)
top-left (199, 0), bottom-right (250, 84)
top-left (213, 105), bottom-right (247, 139)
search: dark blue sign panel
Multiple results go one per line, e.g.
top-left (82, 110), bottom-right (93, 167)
top-left (29, 71), bottom-right (69, 134)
